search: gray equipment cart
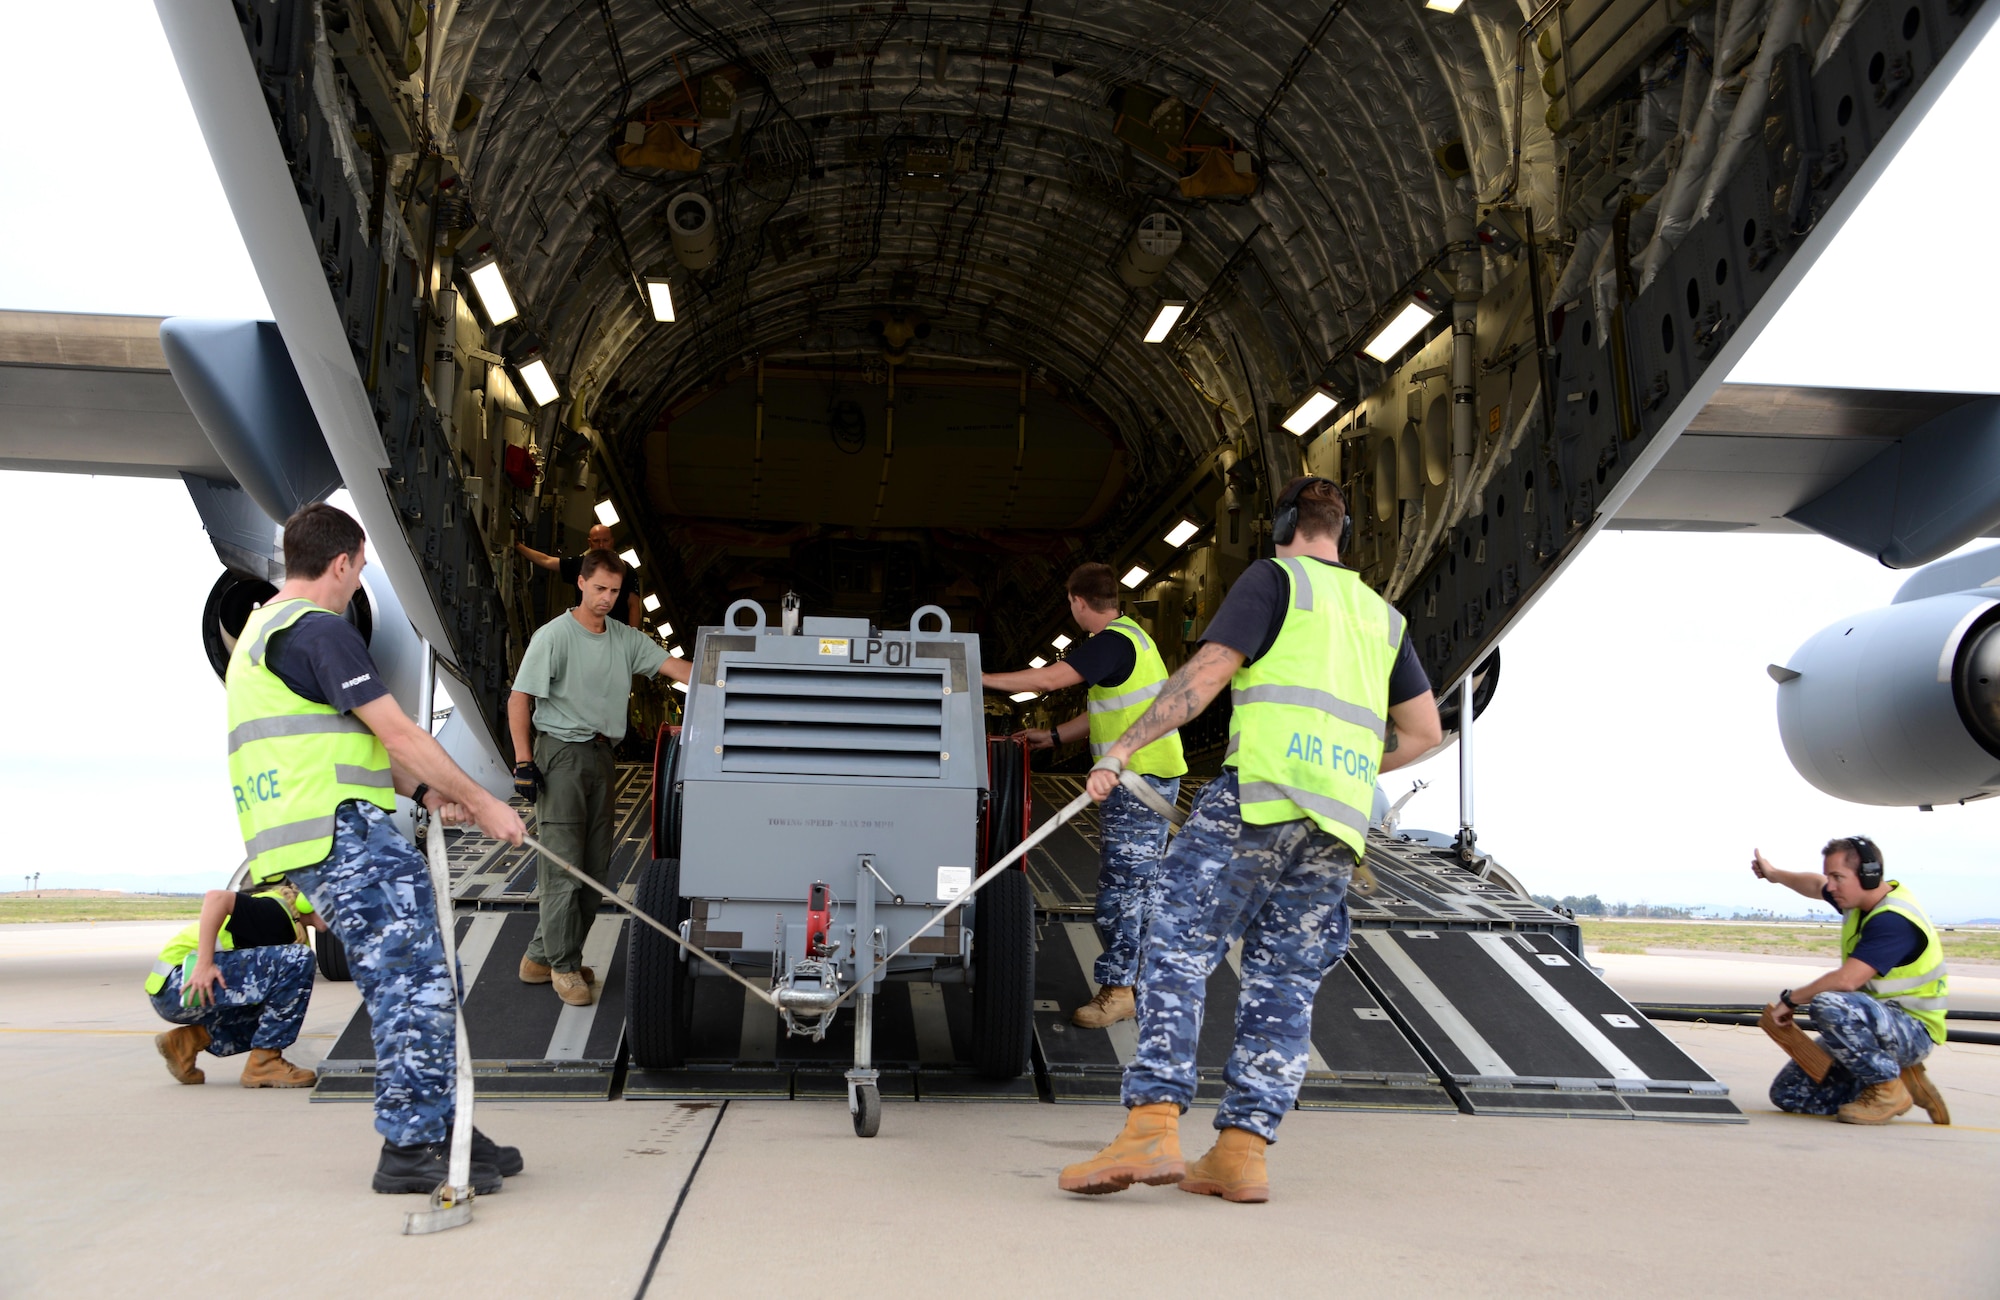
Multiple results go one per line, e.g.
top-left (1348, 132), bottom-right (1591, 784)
top-left (627, 600), bottom-right (1036, 1136)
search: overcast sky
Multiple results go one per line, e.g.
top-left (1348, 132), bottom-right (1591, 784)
top-left (2, 3), bottom-right (1997, 917)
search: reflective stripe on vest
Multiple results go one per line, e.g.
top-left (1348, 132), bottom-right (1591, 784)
top-left (1840, 882), bottom-right (1949, 1044)
top-left (1227, 558), bottom-right (1403, 856)
top-left (226, 599), bottom-right (396, 882)
top-left (1085, 617), bottom-right (1187, 779)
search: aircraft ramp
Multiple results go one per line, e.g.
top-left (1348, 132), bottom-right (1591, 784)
top-left (314, 767), bottom-right (1739, 1122)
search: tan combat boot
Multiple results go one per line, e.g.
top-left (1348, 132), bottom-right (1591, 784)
top-left (580, 966), bottom-right (596, 987)
top-left (240, 1048), bottom-right (316, 1088)
top-left (1180, 1127), bottom-right (1271, 1203)
top-left (519, 955), bottom-right (553, 984)
top-left (1057, 1102), bottom-right (1184, 1195)
top-left (155, 1025), bottom-right (210, 1084)
top-left (1901, 1062), bottom-right (1951, 1125)
top-left (552, 970), bottom-right (593, 1006)
top-left (1836, 1076), bottom-right (1913, 1125)
top-left (1071, 985), bottom-right (1135, 1029)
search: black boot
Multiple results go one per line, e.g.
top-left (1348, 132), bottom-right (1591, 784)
top-left (471, 1127), bottom-right (524, 1177)
top-left (373, 1141), bottom-right (503, 1195)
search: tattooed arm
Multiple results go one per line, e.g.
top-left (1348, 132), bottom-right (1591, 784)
top-left (1379, 691), bottom-right (1443, 774)
top-left (1084, 642), bottom-right (1245, 801)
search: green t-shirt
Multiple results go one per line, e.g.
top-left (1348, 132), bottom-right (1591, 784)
top-left (513, 610), bottom-right (669, 743)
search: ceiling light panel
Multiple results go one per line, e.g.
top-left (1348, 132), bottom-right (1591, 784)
top-left (466, 259), bottom-right (518, 324)
top-left (1142, 301), bottom-right (1186, 344)
top-left (1363, 299), bottom-right (1442, 362)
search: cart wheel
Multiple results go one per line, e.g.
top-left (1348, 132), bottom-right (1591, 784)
top-left (970, 864), bottom-right (1035, 1080)
top-left (627, 857), bottom-right (692, 1069)
top-left (851, 1084), bottom-right (881, 1139)
top-left (314, 926), bottom-right (352, 982)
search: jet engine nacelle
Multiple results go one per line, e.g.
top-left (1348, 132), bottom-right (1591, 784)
top-left (1774, 590), bottom-right (2000, 807)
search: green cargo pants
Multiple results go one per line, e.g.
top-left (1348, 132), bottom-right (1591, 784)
top-left (525, 735), bottom-right (616, 973)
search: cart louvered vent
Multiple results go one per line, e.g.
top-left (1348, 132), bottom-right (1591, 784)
top-left (718, 664), bottom-right (946, 777)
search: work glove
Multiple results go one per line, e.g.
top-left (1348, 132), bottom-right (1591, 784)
top-left (513, 761), bottom-right (544, 802)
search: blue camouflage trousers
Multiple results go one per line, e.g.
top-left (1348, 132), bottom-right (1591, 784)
top-left (1770, 991), bottom-right (1935, 1115)
top-left (289, 801), bottom-right (459, 1147)
top-left (148, 944), bottom-right (315, 1053)
top-left (1123, 769), bottom-right (1355, 1141)
top-left (1093, 774), bottom-right (1181, 988)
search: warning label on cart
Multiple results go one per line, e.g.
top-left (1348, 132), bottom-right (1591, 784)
top-left (936, 866), bottom-right (973, 902)
top-left (818, 637), bottom-right (849, 656)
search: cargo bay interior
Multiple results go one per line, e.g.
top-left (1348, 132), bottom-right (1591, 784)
top-left (209, 0), bottom-right (1983, 751)
top-left (150, 0), bottom-right (1988, 1119)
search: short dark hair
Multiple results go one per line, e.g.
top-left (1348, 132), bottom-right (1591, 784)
top-left (1066, 563), bottom-right (1120, 613)
top-left (1281, 476), bottom-right (1348, 543)
top-left (282, 503), bottom-right (366, 580)
top-left (577, 549), bottom-right (626, 583)
top-left (1822, 838), bottom-right (1878, 872)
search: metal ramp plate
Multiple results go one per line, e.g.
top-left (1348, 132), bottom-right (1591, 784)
top-left (1034, 917), bottom-right (1455, 1113)
top-left (1347, 927), bottom-right (1742, 1122)
top-left (625, 976), bottom-right (1041, 1102)
top-left (312, 911), bottom-right (630, 1102)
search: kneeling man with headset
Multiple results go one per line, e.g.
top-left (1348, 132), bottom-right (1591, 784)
top-left (1752, 837), bottom-right (1952, 1125)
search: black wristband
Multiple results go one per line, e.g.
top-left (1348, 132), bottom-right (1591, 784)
top-left (411, 782), bottom-right (432, 809)
top-left (1779, 988), bottom-right (1799, 1010)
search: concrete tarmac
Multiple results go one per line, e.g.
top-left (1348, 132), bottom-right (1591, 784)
top-left (4, 921), bottom-right (1996, 1298)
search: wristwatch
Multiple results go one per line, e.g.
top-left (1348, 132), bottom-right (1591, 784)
top-left (1779, 988), bottom-right (1799, 1010)
top-left (411, 782), bottom-right (433, 809)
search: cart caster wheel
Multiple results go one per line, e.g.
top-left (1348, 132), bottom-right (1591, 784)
top-left (851, 1084), bottom-right (881, 1139)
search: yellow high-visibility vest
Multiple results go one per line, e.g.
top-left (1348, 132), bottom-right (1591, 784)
top-left (1086, 617), bottom-right (1187, 780)
top-left (1842, 881), bottom-right (1949, 1044)
top-left (1225, 558), bottom-right (1405, 857)
top-left (225, 599), bottom-right (395, 882)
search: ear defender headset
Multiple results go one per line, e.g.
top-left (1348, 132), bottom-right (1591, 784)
top-left (1847, 835), bottom-right (1885, 890)
top-left (1271, 476), bottom-right (1354, 552)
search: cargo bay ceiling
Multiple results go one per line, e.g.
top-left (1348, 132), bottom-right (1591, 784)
top-left (421, 0), bottom-right (1529, 637)
top-left (170, 0), bottom-right (1989, 748)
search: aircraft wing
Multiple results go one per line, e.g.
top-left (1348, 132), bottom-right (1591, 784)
top-left (0, 311), bottom-right (228, 480)
top-left (1611, 383), bottom-right (2000, 535)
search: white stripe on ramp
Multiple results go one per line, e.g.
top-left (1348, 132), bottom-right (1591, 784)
top-left (1063, 922), bottom-right (1138, 1066)
top-left (1470, 933), bottom-right (1647, 1081)
top-left (738, 986), bottom-right (777, 1062)
top-left (908, 982), bottom-right (956, 1064)
top-left (546, 915), bottom-right (624, 1061)
top-left (1359, 930), bottom-right (1512, 1078)
top-left (452, 914), bottom-right (506, 1003)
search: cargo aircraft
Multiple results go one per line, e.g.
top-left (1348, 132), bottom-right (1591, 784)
top-left (3, 0), bottom-right (1997, 1123)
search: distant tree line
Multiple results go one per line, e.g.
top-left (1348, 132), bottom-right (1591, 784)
top-left (1530, 895), bottom-right (1826, 922)
top-left (1530, 894), bottom-right (1696, 919)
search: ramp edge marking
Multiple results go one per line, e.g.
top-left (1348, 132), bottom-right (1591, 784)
top-left (1469, 932), bottom-right (1647, 1082)
top-left (546, 915), bottom-right (625, 1061)
top-left (1359, 930), bottom-right (1512, 1078)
